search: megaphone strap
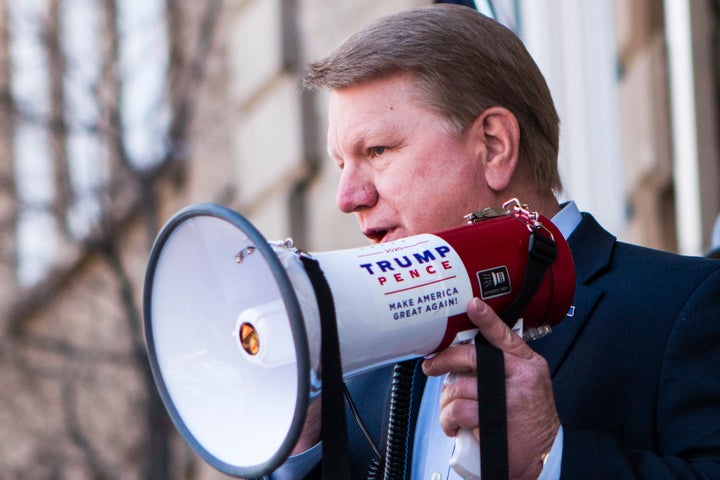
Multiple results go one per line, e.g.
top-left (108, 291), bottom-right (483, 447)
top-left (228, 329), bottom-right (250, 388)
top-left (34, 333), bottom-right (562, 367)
top-left (299, 255), bottom-right (352, 480)
top-left (475, 228), bottom-right (557, 480)
top-left (500, 229), bottom-right (558, 326)
top-left (475, 335), bottom-right (509, 479)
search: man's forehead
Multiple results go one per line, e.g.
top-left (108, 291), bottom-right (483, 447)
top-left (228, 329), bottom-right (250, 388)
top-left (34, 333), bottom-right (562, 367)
top-left (328, 88), bottom-right (402, 134)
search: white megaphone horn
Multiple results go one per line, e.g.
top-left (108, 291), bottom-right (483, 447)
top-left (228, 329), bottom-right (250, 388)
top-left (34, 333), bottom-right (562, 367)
top-left (143, 200), bottom-right (575, 478)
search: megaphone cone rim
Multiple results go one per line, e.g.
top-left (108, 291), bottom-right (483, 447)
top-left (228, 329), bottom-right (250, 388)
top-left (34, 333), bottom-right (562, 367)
top-left (143, 203), bottom-right (311, 477)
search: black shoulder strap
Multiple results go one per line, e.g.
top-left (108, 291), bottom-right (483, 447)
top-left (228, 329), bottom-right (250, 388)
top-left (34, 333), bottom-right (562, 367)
top-left (476, 230), bottom-right (557, 479)
top-left (300, 256), bottom-right (351, 480)
top-left (499, 230), bottom-right (557, 327)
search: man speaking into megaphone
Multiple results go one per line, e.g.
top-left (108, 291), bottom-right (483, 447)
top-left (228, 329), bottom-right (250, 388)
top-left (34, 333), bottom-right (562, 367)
top-left (272, 4), bottom-right (720, 480)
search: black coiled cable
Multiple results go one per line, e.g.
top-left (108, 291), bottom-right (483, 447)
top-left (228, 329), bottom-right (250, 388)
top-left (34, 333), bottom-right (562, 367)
top-left (366, 457), bottom-right (384, 480)
top-left (383, 359), bottom-right (420, 480)
top-left (361, 359), bottom-right (419, 480)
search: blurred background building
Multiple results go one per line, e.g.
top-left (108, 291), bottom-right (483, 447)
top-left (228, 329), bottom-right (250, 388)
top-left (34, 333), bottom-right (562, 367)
top-left (0, 0), bottom-right (717, 478)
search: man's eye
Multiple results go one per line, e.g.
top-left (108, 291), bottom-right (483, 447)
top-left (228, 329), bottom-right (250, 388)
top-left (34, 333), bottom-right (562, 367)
top-left (370, 146), bottom-right (387, 156)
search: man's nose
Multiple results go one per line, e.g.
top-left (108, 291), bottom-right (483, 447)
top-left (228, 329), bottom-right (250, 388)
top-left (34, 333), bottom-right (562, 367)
top-left (336, 164), bottom-right (378, 213)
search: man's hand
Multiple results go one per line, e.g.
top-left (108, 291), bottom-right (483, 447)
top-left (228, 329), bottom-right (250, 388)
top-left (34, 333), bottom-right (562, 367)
top-left (290, 397), bottom-right (322, 456)
top-left (422, 298), bottom-right (560, 479)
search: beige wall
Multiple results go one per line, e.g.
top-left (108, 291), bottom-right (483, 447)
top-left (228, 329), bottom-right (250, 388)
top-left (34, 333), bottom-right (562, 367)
top-left (615, 0), bottom-right (676, 251)
top-left (187, 0), bottom-right (427, 253)
top-left (615, 0), bottom-right (720, 253)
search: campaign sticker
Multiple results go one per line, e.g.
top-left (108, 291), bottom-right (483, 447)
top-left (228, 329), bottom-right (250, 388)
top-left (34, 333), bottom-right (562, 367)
top-left (477, 266), bottom-right (511, 299)
top-left (324, 234), bottom-right (474, 332)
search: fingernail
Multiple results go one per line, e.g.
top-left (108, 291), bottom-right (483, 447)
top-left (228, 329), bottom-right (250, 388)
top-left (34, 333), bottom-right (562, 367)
top-left (472, 297), bottom-right (487, 314)
top-left (422, 357), bottom-right (433, 371)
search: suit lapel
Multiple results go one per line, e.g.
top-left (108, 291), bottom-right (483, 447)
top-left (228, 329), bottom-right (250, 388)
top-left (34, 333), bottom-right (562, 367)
top-left (531, 284), bottom-right (602, 375)
top-left (530, 213), bottom-right (614, 375)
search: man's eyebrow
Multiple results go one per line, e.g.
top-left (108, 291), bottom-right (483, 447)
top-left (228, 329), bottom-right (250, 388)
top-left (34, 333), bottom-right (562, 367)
top-left (349, 125), bottom-right (395, 149)
top-left (328, 122), bottom-right (398, 160)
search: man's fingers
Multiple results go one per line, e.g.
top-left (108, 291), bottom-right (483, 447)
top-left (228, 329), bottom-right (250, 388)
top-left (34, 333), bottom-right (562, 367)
top-left (439, 398), bottom-right (478, 437)
top-left (439, 373), bottom-right (477, 409)
top-left (422, 297), bottom-right (535, 376)
top-left (466, 297), bottom-right (534, 360)
top-left (423, 343), bottom-right (476, 376)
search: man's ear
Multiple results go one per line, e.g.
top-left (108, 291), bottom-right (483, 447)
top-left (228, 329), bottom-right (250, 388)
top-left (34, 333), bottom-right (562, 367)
top-left (469, 106), bottom-right (520, 192)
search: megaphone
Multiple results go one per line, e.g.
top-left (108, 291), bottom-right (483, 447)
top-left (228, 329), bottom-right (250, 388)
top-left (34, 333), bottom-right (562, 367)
top-left (143, 199), bottom-right (575, 478)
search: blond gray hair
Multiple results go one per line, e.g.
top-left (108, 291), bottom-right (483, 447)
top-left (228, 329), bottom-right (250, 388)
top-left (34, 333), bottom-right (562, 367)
top-left (305, 4), bottom-right (562, 194)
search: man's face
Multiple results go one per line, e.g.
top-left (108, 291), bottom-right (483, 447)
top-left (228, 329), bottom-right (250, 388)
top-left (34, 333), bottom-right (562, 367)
top-left (327, 74), bottom-right (497, 244)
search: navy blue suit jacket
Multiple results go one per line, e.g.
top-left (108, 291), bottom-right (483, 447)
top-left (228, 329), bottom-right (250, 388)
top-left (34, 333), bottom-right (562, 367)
top-left (529, 213), bottom-right (720, 478)
top-left (301, 213), bottom-right (720, 478)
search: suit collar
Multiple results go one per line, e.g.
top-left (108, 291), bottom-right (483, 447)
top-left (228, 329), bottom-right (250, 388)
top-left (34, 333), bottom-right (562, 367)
top-left (530, 213), bottom-right (614, 375)
top-left (567, 213), bottom-right (615, 284)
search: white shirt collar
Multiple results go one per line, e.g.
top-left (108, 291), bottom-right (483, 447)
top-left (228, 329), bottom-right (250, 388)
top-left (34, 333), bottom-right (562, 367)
top-left (551, 201), bottom-right (582, 240)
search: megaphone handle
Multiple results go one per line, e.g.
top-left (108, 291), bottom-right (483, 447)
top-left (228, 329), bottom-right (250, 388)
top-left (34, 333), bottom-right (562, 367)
top-left (449, 428), bottom-right (481, 479)
top-left (449, 333), bottom-right (509, 480)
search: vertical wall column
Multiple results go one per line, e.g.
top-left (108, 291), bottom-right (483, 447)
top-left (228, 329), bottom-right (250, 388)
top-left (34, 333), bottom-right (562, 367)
top-left (664, 0), bottom-right (720, 255)
top-left (519, 0), bottom-right (627, 240)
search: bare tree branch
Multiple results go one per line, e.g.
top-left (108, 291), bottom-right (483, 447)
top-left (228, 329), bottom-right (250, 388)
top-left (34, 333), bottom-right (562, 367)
top-left (102, 236), bottom-right (173, 480)
top-left (46, 0), bottom-right (72, 236)
top-left (62, 361), bottom-right (112, 480)
top-left (1, 1), bottom-right (226, 477)
top-left (0, 0), bottom-right (18, 306)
